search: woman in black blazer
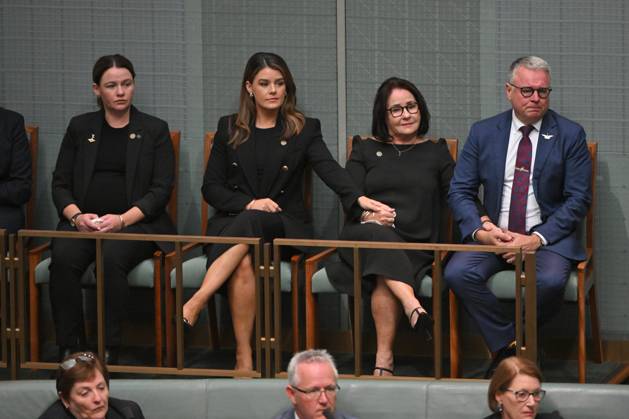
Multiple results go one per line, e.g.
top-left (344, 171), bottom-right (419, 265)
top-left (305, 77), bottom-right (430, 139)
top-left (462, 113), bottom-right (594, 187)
top-left (182, 52), bottom-right (392, 371)
top-left (50, 54), bottom-right (176, 363)
top-left (0, 107), bottom-right (32, 233)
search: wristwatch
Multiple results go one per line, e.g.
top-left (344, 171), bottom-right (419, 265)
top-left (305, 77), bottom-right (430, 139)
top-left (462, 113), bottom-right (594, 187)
top-left (70, 212), bottom-right (82, 227)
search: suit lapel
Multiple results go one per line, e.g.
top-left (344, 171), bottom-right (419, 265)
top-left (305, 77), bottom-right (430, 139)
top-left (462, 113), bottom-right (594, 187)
top-left (235, 131), bottom-right (259, 195)
top-left (80, 112), bottom-right (104, 201)
top-left (126, 108), bottom-right (144, 200)
top-left (493, 111), bottom-right (512, 189)
top-left (533, 111), bottom-right (557, 179)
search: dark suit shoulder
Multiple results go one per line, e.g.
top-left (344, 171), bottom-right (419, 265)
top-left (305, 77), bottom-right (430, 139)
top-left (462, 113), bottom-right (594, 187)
top-left (471, 109), bottom-right (512, 131)
top-left (109, 397), bottom-right (145, 418)
top-left (545, 109), bottom-right (584, 134)
top-left (0, 107), bottom-right (25, 126)
top-left (132, 107), bottom-right (168, 129)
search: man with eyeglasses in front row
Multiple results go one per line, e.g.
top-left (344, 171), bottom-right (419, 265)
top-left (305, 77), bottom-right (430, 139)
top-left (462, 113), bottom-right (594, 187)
top-left (276, 349), bottom-right (356, 419)
top-left (445, 56), bottom-right (592, 378)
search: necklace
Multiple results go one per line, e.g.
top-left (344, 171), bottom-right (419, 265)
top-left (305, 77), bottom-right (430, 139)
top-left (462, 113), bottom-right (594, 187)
top-left (391, 141), bottom-right (419, 156)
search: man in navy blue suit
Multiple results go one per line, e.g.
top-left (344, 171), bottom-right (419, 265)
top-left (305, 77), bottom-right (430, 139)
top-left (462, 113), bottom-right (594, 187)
top-left (445, 56), bottom-right (592, 377)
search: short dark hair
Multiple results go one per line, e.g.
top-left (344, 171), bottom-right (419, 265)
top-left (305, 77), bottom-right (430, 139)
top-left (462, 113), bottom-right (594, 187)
top-left (92, 54), bottom-right (136, 108)
top-left (56, 352), bottom-right (109, 400)
top-left (487, 356), bottom-right (543, 412)
top-left (371, 77), bottom-right (430, 142)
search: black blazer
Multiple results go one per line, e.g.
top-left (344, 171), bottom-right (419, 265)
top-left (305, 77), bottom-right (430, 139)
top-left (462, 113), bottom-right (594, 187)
top-left (0, 107), bottom-right (32, 233)
top-left (52, 106), bottom-right (176, 251)
top-left (202, 115), bottom-right (361, 239)
top-left (39, 397), bottom-right (145, 419)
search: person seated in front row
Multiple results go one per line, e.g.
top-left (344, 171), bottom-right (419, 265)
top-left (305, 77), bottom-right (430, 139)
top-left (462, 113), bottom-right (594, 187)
top-left (486, 356), bottom-right (562, 419)
top-left (276, 349), bottom-right (356, 419)
top-left (39, 351), bottom-right (145, 419)
top-left (324, 77), bottom-right (454, 376)
top-left (444, 56), bottom-right (591, 378)
top-left (0, 106), bottom-right (32, 233)
top-left (180, 52), bottom-right (392, 372)
top-left (49, 54), bottom-right (176, 363)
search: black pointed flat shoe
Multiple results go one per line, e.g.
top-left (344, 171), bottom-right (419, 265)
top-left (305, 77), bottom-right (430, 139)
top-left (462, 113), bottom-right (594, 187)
top-left (409, 307), bottom-right (433, 341)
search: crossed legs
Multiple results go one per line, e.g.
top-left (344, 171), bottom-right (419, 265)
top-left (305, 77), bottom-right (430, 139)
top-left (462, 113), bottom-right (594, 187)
top-left (371, 276), bottom-right (427, 375)
top-left (181, 243), bottom-right (256, 371)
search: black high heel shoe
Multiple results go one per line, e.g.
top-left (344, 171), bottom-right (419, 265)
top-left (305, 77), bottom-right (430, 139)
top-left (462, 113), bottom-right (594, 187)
top-left (409, 307), bottom-right (433, 341)
top-left (182, 317), bottom-right (193, 330)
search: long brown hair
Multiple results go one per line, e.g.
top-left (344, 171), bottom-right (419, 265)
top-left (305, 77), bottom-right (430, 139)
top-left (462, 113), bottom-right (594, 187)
top-left (229, 52), bottom-right (304, 148)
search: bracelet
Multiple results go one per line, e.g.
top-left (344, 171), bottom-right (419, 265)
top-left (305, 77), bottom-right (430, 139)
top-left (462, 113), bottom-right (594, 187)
top-left (70, 212), bottom-right (82, 228)
top-left (119, 214), bottom-right (126, 229)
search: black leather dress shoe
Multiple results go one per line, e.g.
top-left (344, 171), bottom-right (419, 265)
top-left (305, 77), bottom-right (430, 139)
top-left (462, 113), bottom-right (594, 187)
top-left (484, 342), bottom-right (516, 379)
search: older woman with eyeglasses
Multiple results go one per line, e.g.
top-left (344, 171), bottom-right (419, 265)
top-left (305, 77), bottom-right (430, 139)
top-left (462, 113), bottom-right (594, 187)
top-left (39, 351), bottom-right (145, 419)
top-left (324, 77), bottom-right (455, 376)
top-left (486, 356), bottom-right (562, 419)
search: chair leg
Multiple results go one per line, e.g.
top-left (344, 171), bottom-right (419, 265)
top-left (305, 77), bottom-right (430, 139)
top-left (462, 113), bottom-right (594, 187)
top-left (153, 260), bottom-right (163, 367)
top-left (164, 283), bottom-right (175, 367)
top-left (305, 263), bottom-right (317, 349)
top-left (28, 254), bottom-right (41, 363)
top-left (29, 283), bottom-right (40, 363)
top-left (578, 284), bottom-right (587, 383)
top-left (291, 257), bottom-right (300, 353)
top-left (206, 296), bottom-right (220, 350)
top-left (588, 285), bottom-right (603, 363)
top-left (449, 290), bottom-right (460, 378)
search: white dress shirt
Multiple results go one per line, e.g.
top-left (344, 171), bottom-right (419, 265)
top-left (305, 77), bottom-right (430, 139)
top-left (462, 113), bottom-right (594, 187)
top-left (496, 111), bottom-right (546, 243)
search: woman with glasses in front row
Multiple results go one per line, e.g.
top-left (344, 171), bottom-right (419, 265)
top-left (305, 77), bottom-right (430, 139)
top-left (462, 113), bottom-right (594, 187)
top-left (39, 351), bottom-right (145, 419)
top-left (324, 77), bottom-right (454, 376)
top-left (486, 356), bottom-right (562, 419)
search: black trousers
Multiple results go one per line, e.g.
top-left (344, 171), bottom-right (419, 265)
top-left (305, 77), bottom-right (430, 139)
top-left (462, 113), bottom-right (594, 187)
top-left (49, 223), bottom-right (156, 347)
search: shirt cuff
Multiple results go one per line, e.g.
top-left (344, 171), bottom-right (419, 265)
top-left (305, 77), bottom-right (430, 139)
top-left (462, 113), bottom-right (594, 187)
top-left (532, 231), bottom-right (547, 246)
top-left (472, 227), bottom-right (481, 242)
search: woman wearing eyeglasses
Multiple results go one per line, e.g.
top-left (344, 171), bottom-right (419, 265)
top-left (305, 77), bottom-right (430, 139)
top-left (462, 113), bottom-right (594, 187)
top-left (39, 351), bottom-right (145, 419)
top-left (486, 356), bottom-right (562, 419)
top-left (324, 77), bottom-right (454, 376)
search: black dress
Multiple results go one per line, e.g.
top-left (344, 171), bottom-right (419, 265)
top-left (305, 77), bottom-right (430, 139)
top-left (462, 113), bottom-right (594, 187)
top-left (326, 137), bottom-right (454, 296)
top-left (203, 116), bottom-right (362, 268)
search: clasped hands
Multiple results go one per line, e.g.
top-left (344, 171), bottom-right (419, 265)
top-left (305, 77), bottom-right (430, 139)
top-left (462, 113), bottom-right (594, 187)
top-left (476, 218), bottom-right (542, 264)
top-left (244, 196), bottom-right (396, 227)
top-left (74, 213), bottom-right (125, 233)
top-left (357, 196), bottom-right (396, 227)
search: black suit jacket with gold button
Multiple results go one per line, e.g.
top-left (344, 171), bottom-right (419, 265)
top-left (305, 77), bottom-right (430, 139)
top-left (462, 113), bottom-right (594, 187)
top-left (202, 115), bottom-right (361, 239)
top-left (52, 106), bottom-right (176, 251)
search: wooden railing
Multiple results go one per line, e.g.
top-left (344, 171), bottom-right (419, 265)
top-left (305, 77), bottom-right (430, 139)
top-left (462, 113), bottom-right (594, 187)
top-left (1, 230), bottom-right (536, 379)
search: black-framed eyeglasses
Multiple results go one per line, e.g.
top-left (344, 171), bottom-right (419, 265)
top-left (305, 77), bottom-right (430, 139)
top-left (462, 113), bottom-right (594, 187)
top-left (508, 83), bottom-right (552, 99)
top-left (504, 388), bottom-right (546, 402)
top-left (291, 384), bottom-right (340, 400)
top-left (387, 102), bottom-right (419, 117)
top-left (60, 352), bottom-right (96, 370)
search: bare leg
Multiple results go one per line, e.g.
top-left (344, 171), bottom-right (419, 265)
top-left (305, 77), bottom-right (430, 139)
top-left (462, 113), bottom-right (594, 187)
top-left (227, 254), bottom-right (256, 372)
top-left (382, 277), bottom-right (426, 325)
top-left (183, 243), bottom-right (249, 325)
top-left (372, 276), bottom-right (400, 375)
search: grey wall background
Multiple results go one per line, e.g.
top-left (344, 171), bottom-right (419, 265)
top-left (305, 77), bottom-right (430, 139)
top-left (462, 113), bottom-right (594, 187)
top-left (1, 0), bottom-right (628, 340)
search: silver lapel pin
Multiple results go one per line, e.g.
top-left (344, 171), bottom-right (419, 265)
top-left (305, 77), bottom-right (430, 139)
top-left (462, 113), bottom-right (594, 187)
top-left (88, 134), bottom-right (96, 143)
top-left (541, 133), bottom-right (554, 140)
